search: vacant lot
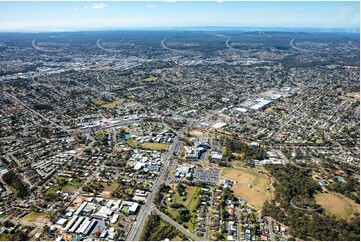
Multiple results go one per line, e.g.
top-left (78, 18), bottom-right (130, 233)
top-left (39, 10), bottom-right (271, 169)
top-left (69, 195), bottom-right (86, 210)
top-left (189, 129), bottom-right (207, 137)
top-left (101, 99), bottom-right (124, 108)
top-left (142, 142), bottom-right (170, 151)
top-left (315, 192), bottom-right (360, 220)
top-left (221, 167), bottom-right (272, 210)
top-left (20, 212), bottom-right (49, 223)
top-left (339, 92), bottom-right (360, 102)
top-left (100, 182), bottom-right (119, 199)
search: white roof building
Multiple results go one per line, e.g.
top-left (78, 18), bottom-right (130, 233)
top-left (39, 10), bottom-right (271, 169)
top-left (56, 218), bottom-right (67, 226)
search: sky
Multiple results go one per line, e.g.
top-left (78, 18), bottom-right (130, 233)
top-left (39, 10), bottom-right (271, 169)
top-left (0, 1), bottom-right (359, 31)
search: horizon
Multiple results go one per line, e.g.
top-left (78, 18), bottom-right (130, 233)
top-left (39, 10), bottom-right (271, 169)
top-left (0, 1), bottom-right (359, 32)
top-left (0, 26), bottom-right (359, 34)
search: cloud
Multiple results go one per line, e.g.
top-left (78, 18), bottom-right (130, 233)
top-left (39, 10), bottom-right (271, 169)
top-left (217, 0), bottom-right (224, 3)
top-left (146, 5), bottom-right (155, 8)
top-left (84, 6), bottom-right (88, 9)
top-left (72, 8), bottom-right (79, 11)
top-left (92, 3), bottom-right (107, 9)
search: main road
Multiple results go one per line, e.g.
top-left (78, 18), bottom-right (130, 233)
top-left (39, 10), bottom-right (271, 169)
top-left (126, 126), bottom-right (188, 241)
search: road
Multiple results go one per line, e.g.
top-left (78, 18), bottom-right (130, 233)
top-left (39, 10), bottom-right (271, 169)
top-left (161, 38), bottom-right (181, 52)
top-left (5, 153), bottom-right (33, 188)
top-left (32, 38), bottom-right (54, 52)
top-left (268, 217), bottom-right (275, 241)
top-left (96, 38), bottom-right (122, 53)
top-left (126, 127), bottom-right (187, 241)
top-left (236, 207), bottom-right (241, 241)
top-left (205, 188), bottom-right (214, 240)
top-left (154, 208), bottom-right (204, 241)
top-left (290, 38), bottom-right (310, 52)
top-left (3, 91), bottom-right (69, 133)
top-left (225, 38), bottom-right (242, 52)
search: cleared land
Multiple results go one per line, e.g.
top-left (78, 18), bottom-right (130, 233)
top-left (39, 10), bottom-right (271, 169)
top-left (100, 182), bottom-right (119, 199)
top-left (68, 195), bottom-right (86, 210)
top-left (339, 92), bottom-right (360, 102)
top-left (315, 192), bottom-right (360, 220)
top-left (142, 142), bottom-right (170, 151)
top-left (221, 167), bottom-right (272, 210)
top-left (20, 212), bottom-right (49, 223)
top-left (189, 129), bottom-right (207, 137)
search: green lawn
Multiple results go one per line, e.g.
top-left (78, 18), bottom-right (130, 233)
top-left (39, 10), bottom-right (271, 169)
top-left (122, 206), bottom-right (128, 214)
top-left (45, 186), bottom-right (61, 196)
top-left (126, 139), bottom-right (137, 147)
top-left (20, 212), bottom-right (48, 223)
top-left (61, 179), bottom-right (82, 193)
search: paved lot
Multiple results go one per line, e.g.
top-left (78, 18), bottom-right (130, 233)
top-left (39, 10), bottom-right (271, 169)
top-left (193, 168), bottom-right (219, 184)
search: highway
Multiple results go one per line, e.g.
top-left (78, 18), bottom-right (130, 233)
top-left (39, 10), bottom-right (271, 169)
top-left (31, 38), bottom-right (54, 52)
top-left (161, 38), bottom-right (181, 52)
top-left (126, 126), bottom-right (187, 241)
top-left (225, 38), bottom-right (242, 52)
top-left (96, 38), bottom-right (122, 53)
top-left (290, 38), bottom-right (311, 52)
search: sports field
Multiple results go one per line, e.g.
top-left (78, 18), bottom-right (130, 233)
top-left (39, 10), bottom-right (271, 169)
top-left (142, 142), bottom-right (170, 151)
top-left (221, 167), bottom-right (273, 210)
top-left (315, 192), bottom-right (360, 220)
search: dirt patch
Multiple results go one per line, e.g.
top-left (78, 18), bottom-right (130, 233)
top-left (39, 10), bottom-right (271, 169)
top-left (100, 182), bottom-right (119, 199)
top-left (20, 212), bottom-right (50, 224)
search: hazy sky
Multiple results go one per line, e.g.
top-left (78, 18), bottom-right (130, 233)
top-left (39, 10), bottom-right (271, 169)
top-left (0, 1), bottom-right (359, 31)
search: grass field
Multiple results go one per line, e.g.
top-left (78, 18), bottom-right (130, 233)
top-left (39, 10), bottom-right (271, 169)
top-left (127, 86), bottom-right (144, 91)
top-left (142, 142), bottom-right (170, 151)
top-left (315, 192), bottom-right (360, 220)
top-left (62, 180), bottom-right (82, 193)
top-left (20, 212), bottom-right (49, 223)
top-left (144, 76), bottom-right (159, 82)
top-left (221, 167), bottom-right (272, 210)
top-left (93, 99), bottom-right (124, 108)
top-left (93, 100), bottom-right (106, 105)
top-left (101, 99), bottom-right (123, 108)
top-left (126, 139), bottom-right (137, 147)
top-left (100, 182), bottom-right (119, 199)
